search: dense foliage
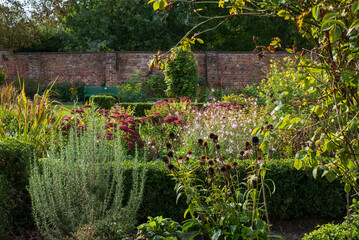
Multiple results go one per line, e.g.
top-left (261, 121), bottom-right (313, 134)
top-left (164, 47), bottom-right (198, 99)
top-left (0, 138), bottom-right (35, 238)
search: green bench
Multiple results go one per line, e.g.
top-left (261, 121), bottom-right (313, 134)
top-left (84, 86), bottom-right (118, 99)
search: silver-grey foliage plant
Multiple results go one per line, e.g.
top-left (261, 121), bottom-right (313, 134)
top-left (29, 118), bottom-right (146, 239)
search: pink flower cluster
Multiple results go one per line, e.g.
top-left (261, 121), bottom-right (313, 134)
top-left (56, 105), bottom-right (144, 151)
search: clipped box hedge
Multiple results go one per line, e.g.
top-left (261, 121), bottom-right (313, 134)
top-left (0, 138), bottom-right (35, 238)
top-left (119, 102), bottom-right (206, 117)
top-left (123, 159), bottom-right (348, 223)
top-left (90, 94), bottom-right (117, 109)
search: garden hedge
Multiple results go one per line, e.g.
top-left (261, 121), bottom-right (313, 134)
top-left (0, 138), bottom-right (35, 238)
top-left (90, 94), bottom-right (117, 109)
top-left (123, 159), bottom-right (348, 224)
top-left (119, 102), bottom-right (206, 117)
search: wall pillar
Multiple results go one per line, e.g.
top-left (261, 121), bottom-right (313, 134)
top-left (104, 52), bottom-right (117, 86)
top-left (205, 52), bottom-right (220, 86)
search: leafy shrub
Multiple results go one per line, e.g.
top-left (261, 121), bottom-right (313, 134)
top-left (29, 119), bottom-right (147, 239)
top-left (136, 216), bottom-right (184, 240)
top-left (0, 66), bottom-right (7, 85)
top-left (50, 81), bottom-right (86, 102)
top-left (120, 103), bottom-right (154, 117)
top-left (12, 77), bottom-right (48, 99)
top-left (90, 94), bottom-right (117, 109)
top-left (258, 57), bottom-right (320, 116)
top-left (142, 74), bottom-right (167, 99)
top-left (145, 97), bottom-right (198, 119)
top-left (161, 137), bottom-right (275, 239)
top-left (303, 199), bottom-right (359, 240)
top-left (118, 70), bottom-right (146, 103)
top-left (0, 138), bottom-right (35, 238)
top-left (164, 47), bottom-right (198, 99)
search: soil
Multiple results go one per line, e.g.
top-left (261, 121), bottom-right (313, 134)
top-left (270, 217), bottom-right (343, 240)
top-left (10, 217), bottom-right (343, 240)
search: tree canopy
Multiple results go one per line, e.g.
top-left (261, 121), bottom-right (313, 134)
top-left (4, 0), bottom-right (308, 52)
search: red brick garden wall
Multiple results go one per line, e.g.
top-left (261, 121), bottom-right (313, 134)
top-left (0, 50), bottom-right (287, 88)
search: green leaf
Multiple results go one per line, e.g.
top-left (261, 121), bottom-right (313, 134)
top-left (322, 20), bottom-right (337, 31)
top-left (212, 230), bottom-right (222, 240)
top-left (312, 5), bottom-right (319, 20)
top-left (350, 118), bottom-right (359, 130)
top-left (345, 183), bottom-right (351, 193)
top-left (314, 105), bottom-right (323, 117)
top-left (323, 13), bottom-right (338, 21)
top-left (260, 140), bottom-right (269, 153)
top-left (325, 171), bottom-right (336, 182)
top-left (352, 2), bottom-right (359, 14)
top-left (277, 10), bottom-right (291, 20)
top-left (329, 25), bottom-right (341, 43)
top-left (313, 167), bottom-right (318, 179)
top-left (296, 151), bottom-right (308, 161)
top-left (348, 20), bottom-right (359, 36)
top-left (294, 159), bottom-right (303, 170)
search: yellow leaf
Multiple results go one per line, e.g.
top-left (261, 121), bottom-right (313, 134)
top-left (229, 7), bottom-right (238, 15)
top-left (297, 10), bottom-right (310, 30)
top-left (147, 0), bottom-right (155, 4)
top-left (219, 0), bottom-right (225, 8)
top-left (195, 8), bottom-right (203, 12)
top-left (196, 38), bottom-right (204, 44)
top-left (153, 1), bottom-right (160, 10)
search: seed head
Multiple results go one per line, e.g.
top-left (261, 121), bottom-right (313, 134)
top-left (168, 164), bottom-right (175, 171)
top-left (198, 139), bottom-right (204, 145)
top-left (232, 161), bottom-right (238, 167)
top-left (208, 159), bottom-right (214, 166)
top-left (208, 167), bottom-right (214, 177)
top-left (169, 132), bottom-right (175, 139)
top-left (166, 142), bottom-right (172, 149)
top-left (216, 144), bottom-right (220, 150)
top-left (162, 156), bottom-right (169, 164)
top-left (225, 163), bottom-right (232, 171)
top-left (252, 136), bottom-right (259, 145)
top-left (202, 141), bottom-right (208, 147)
top-left (167, 151), bottom-right (174, 158)
top-left (244, 141), bottom-right (251, 149)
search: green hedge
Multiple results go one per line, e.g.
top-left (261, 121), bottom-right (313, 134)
top-left (119, 102), bottom-right (205, 117)
top-left (303, 200), bottom-right (359, 239)
top-left (121, 161), bottom-right (187, 223)
top-left (0, 138), bottom-right (35, 238)
top-left (90, 94), bottom-right (117, 109)
top-left (123, 159), bottom-right (348, 224)
top-left (253, 159), bottom-right (347, 219)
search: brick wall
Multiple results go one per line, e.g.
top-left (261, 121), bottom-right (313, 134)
top-left (0, 50), bottom-right (287, 88)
